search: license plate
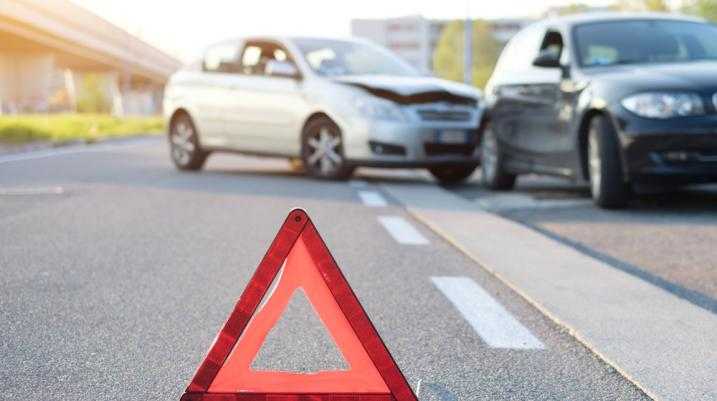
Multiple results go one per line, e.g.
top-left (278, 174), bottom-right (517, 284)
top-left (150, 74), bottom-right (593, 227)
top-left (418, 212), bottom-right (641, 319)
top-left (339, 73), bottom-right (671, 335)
top-left (437, 130), bottom-right (467, 144)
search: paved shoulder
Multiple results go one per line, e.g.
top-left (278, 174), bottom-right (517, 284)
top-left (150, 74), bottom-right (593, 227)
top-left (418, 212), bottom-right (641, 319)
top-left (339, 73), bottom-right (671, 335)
top-left (383, 182), bottom-right (717, 401)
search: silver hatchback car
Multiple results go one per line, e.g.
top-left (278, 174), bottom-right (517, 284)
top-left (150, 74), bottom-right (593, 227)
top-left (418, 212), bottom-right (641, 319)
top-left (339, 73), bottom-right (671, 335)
top-left (164, 36), bottom-right (484, 183)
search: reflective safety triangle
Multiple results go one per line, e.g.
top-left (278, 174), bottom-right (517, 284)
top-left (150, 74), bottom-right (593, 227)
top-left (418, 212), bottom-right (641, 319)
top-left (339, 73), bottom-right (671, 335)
top-left (180, 209), bottom-right (418, 401)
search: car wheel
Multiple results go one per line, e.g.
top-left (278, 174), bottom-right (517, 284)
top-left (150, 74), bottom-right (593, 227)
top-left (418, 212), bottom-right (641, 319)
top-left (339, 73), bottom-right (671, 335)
top-left (169, 114), bottom-right (208, 171)
top-left (588, 115), bottom-right (630, 209)
top-left (429, 165), bottom-right (478, 185)
top-left (480, 122), bottom-right (516, 190)
top-left (301, 117), bottom-right (354, 180)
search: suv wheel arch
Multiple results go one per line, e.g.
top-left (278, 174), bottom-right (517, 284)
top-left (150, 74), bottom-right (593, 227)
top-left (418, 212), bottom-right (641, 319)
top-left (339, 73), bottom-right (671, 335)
top-left (578, 110), bottom-right (627, 183)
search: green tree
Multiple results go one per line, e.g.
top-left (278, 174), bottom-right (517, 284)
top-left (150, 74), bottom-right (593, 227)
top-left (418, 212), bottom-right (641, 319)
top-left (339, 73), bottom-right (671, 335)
top-left (682, 0), bottom-right (717, 21)
top-left (76, 74), bottom-right (111, 114)
top-left (433, 20), bottom-right (501, 89)
top-left (614, 0), bottom-right (671, 11)
top-left (551, 3), bottom-right (592, 15)
top-left (644, 0), bottom-right (671, 10)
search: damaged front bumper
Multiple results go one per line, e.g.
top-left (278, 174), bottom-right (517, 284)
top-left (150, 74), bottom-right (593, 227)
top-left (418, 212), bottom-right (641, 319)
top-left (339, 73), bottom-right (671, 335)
top-left (341, 104), bottom-right (483, 167)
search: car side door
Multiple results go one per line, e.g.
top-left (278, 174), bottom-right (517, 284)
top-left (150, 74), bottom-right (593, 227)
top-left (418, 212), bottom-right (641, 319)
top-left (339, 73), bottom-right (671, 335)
top-left (224, 40), bottom-right (307, 156)
top-left (532, 28), bottom-right (580, 175)
top-left (524, 28), bottom-right (574, 173)
top-left (193, 41), bottom-right (244, 149)
top-left (486, 24), bottom-right (551, 171)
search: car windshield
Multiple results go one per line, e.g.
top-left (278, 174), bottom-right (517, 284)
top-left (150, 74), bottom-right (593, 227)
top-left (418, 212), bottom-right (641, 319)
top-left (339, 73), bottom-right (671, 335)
top-left (574, 20), bottom-right (717, 67)
top-left (293, 38), bottom-right (419, 77)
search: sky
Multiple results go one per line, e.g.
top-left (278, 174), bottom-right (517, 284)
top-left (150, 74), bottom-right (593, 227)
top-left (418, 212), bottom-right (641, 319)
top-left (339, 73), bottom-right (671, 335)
top-left (72, 0), bottom-right (628, 61)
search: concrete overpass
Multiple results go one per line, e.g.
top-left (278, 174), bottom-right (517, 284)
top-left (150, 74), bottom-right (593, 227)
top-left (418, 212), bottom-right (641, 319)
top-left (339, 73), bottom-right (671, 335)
top-left (0, 0), bottom-right (182, 115)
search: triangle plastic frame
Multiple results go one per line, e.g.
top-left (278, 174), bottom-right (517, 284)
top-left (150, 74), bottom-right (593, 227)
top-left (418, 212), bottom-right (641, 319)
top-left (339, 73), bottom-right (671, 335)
top-left (180, 209), bottom-right (418, 401)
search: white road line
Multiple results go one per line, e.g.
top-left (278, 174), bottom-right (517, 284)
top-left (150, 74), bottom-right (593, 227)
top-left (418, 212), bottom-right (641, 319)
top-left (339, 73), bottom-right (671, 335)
top-left (0, 186), bottom-right (64, 196)
top-left (431, 276), bottom-right (544, 349)
top-left (358, 190), bottom-right (388, 207)
top-left (348, 180), bottom-right (368, 188)
top-left (0, 138), bottom-right (152, 164)
top-left (0, 147), bottom-right (88, 164)
top-left (378, 216), bottom-right (429, 245)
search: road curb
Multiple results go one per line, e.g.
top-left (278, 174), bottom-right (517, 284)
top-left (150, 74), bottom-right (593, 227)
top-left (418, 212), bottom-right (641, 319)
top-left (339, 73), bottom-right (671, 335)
top-left (382, 182), bottom-right (717, 401)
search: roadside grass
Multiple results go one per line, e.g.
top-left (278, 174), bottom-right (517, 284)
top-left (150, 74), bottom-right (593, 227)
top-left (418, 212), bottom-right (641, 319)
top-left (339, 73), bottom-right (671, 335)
top-left (0, 114), bottom-right (165, 144)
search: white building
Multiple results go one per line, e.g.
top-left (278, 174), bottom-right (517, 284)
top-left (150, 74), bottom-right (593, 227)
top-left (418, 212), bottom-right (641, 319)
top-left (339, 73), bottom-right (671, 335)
top-left (351, 16), bottom-right (434, 73)
top-left (351, 16), bottom-right (530, 73)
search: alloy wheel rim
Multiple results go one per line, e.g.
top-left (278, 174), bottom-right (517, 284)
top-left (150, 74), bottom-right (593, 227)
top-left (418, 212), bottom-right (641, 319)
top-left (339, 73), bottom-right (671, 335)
top-left (171, 122), bottom-right (196, 165)
top-left (482, 129), bottom-right (498, 181)
top-left (306, 127), bottom-right (342, 175)
top-left (588, 132), bottom-right (601, 196)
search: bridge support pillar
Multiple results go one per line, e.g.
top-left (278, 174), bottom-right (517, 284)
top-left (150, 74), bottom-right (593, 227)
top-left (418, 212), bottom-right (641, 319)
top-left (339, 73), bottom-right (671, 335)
top-left (0, 52), bottom-right (56, 114)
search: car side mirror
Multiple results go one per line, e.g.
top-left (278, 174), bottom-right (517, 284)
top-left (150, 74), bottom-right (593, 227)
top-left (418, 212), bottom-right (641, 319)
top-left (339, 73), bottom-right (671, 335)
top-left (266, 60), bottom-right (300, 79)
top-left (533, 49), bottom-right (561, 68)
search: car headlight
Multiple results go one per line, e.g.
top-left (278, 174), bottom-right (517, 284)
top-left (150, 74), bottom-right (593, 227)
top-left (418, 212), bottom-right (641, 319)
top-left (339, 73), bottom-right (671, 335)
top-left (621, 92), bottom-right (705, 119)
top-left (353, 96), bottom-right (406, 122)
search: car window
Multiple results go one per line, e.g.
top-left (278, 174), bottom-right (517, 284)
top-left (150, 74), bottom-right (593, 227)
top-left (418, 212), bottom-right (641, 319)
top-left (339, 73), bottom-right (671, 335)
top-left (575, 20), bottom-right (717, 67)
top-left (294, 38), bottom-right (419, 77)
top-left (241, 46), bottom-right (262, 69)
top-left (240, 41), bottom-right (294, 76)
top-left (203, 42), bottom-right (241, 73)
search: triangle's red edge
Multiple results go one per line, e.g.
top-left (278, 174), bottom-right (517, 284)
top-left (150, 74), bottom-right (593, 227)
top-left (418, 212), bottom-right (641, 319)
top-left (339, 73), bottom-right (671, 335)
top-left (301, 222), bottom-right (417, 401)
top-left (181, 209), bottom-right (418, 401)
top-left (185, 210), bottom-right (308, 393)
top-left (181, 393), bottom-right (395, 401)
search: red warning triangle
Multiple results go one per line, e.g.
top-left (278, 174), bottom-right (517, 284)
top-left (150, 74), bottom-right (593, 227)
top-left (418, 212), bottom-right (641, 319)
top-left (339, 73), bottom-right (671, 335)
top-left (180, 209), bottom-right (418, 401)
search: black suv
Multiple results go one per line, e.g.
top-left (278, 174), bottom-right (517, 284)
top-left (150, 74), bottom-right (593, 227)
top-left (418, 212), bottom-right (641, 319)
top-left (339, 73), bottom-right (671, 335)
top-left (481, 13), bottom-right (717, 208)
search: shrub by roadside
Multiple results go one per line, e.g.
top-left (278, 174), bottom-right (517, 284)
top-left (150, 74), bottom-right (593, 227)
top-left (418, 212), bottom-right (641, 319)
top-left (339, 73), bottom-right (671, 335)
top-left (0, 114), bottom-right (165, 144)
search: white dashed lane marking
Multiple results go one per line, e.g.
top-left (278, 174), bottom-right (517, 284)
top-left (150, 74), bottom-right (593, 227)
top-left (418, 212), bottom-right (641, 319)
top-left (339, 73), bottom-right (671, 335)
top-left (358, 191), bottom-right (388, 207)
top-left (431, 276), bottom-right (545, 349)
top-left (377, 216), bottom-right (429, 245)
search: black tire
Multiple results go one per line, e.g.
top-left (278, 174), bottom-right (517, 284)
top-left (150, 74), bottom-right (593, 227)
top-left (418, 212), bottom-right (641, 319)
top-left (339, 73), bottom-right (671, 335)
top-left (429, 165), bottom-right (478, 185)
top-left (169, 113), bottom-right (209, 171)
top-left (301, 116), bottom-right (355, 180)
top-left (480, 122), bottom-right (516, 190)
top-left (587, 115), bottom-right (630, 209)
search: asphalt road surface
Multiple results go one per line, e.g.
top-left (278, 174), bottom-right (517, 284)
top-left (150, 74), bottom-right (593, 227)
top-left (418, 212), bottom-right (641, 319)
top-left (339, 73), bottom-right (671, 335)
top-left (0, 137), bottom-right (656, 400)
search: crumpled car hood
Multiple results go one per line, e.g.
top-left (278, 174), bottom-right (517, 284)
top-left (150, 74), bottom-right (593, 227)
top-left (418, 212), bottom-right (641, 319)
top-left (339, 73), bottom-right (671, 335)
top-left (332, 75), bottom-right (480, 106)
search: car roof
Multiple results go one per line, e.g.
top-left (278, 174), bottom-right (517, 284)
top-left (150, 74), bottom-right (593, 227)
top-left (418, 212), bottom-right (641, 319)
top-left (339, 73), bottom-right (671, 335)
top-left (541, 11), bottom-right (706, 29)
top-left (209, 36), bottom-right (366, 47)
